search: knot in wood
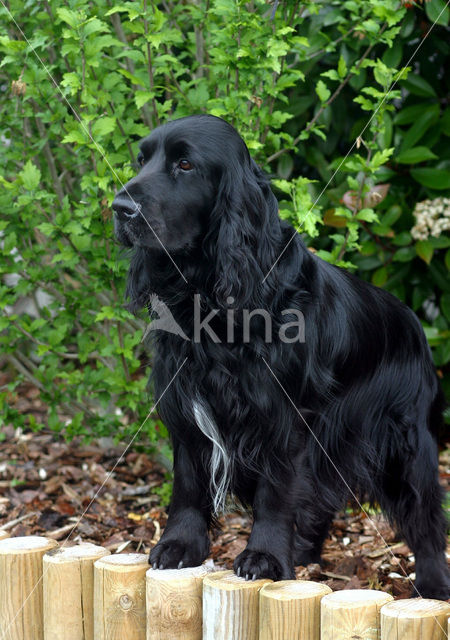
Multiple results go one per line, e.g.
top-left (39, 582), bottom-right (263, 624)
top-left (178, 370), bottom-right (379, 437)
top-left (119, 594), bottom-right (133, 610)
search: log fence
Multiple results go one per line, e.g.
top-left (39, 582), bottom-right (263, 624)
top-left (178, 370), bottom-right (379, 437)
top-left (0, 536), bottom-right (448, 640)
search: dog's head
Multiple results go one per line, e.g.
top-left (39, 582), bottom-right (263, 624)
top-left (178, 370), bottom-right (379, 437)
top-left (113, 115), bottom-right (250, 251)
top-left (113, 114), bottom-right (281, 307)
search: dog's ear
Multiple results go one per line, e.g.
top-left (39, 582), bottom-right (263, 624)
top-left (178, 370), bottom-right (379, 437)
top-left (125, 247), bottom-right (151, 314)
top-left (205, 158), bottom-right (281, 309)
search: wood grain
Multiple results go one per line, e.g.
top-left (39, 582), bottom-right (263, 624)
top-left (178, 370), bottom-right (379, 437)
top-left (380, 598), bottom-right (450, 640)
top-left (259, 579), bottom-right (332, 640)
top-left (94, 553), bottom-right (148, 640)
top-left (0, 536), bottom-right (58, 640)
top-left (203, 570), bottom-right (271, 640)
top-left (43, 542), bottom-right (110, 640)
top-left (146, 564), bottom-right (212, 639)
top-left (320, 589), bottom-right (394, 640)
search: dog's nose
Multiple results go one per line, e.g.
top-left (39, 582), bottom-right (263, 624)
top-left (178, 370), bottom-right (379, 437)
top-left (112, 196), bottom-right (141, 220)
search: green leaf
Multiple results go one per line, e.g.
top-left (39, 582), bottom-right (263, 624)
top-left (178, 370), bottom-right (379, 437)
top-left (392, 231), bottom-right (412, 247)
top-left (371, 148), bottom-right (394, 169)
top-left (445, 248), bottom-right (450, 271)
top-left (20, 160), bottom-right (41, 191)
top-left (56, 7), bottom-right (80, 28)
top-left (393, 247), bottom-right (416, 262)
top-left (321, 69), bottom-right (340, 81)
top-left (315, 80), bottom-right (330, 103)
top-left (410, 168), bottom-right (450, 190)
top-left (356, 208), bottom-right (378, 223)
top-left (401, 74), bottom-right (436, 98)
top-left (430, 263), bottom-right (450, 292)
top-left (394, 104), bottom-right (431, 126)
top-left (277, 154), bottom-right (294, 180)
top-left (425, 0), bottom-right (450, 26)
top-left (422, 326), bottom-right (441, 343)
top-left (442, 108), bottom-right (450, 136)
top-left (372, 266), bottom-right (388, 287)
top-left (429, 236), bottom-right (450, 249)
top-left (70, 234), bottom-right (91, 251)
top-left (37, 344), bottom-right (50, 356)
top-left (337, 55), bottom-right (347, 79)
top-left (381, 205), bottom-right (402, 227)
top-left (415, 240), bottom-right (434, 264)
top-left (92, 117), bottom-right (116, 139)
top-left (441, 293), bottom-right (450, 322)
top-left (135, 91), bottom-right (153, 109)
top-left (62, 129), bottom-right (87, 145)
top-left (396, 147), bottom-right (438, 164)
top-left (399, 108), bottom-right (439, 152)
top-left (37, 222), bottom-right (55, 236)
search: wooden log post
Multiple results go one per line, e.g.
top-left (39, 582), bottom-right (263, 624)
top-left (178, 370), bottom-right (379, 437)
top-left (381, 598), bottom-right (450, 640)
top-left (94, 553), bottom-right (148, 640)
top-left (0, 536), bottom-right (58, 640)
top-left (43, 542), bottom-right (110, 640)
top-left (320, 589), bottom-right (394, 640)
top-left (202, 570), bottom-right (271, 640)
top-left (0, 530), bottom-right (10, 541)
top-left (259, 580), bottom-right (332, 640)
top-left (146, 564), bottom-right (212, 640)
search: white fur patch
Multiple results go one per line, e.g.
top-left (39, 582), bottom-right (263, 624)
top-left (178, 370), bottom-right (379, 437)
top-left (192, 400), bottom-right (231, 514)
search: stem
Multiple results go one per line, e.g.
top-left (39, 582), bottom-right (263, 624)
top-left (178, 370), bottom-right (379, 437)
top-left (267, 24), bottom-right (388, 164)
top-left (143, 0), bottom-right (160, 126)
top-left (337, 132), bottom-right (376, 261)
top-left (107, 2), bottom-right (152, 128)
top-left (105, 239), bottom-right (131, 384)
top-left (108, 101), bottom-right (135, 162)
top-left (31, 101), bottom-right (65, 205)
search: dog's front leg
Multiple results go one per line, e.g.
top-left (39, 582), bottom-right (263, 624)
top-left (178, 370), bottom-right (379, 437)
top-left (234, 471), bottom-right (296, 581)
top-left (149, 439), bottom-right (211, 569)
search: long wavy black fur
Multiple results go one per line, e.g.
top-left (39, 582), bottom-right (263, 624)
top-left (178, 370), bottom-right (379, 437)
top-left (115, 114), bottom-right (449, 599)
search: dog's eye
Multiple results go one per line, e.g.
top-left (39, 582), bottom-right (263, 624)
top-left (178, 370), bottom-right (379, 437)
top-left (178, 159), bottom-right (193, 171)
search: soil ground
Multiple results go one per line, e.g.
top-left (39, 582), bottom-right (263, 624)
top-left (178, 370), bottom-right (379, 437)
top-left (1, 380), bottom-right (449, 599)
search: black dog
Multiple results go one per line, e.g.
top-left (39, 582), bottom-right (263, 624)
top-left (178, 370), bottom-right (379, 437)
top-left (113, 114), bottom-right (449, 599)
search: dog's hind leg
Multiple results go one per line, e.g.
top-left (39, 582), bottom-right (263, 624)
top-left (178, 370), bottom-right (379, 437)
top-left (293, 506), bottom-right (335, 566)
top-left (376, 426), bottom-right (449, 600)
top-left (289, 461), bottom-right (337, 566)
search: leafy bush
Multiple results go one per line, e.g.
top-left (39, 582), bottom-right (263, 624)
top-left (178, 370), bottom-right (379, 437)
top-left (1, 0), bottom-right (449, 451)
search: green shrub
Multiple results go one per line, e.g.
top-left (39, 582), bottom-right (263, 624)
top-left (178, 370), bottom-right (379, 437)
top-left (1, 0), bottom-right (449, 450)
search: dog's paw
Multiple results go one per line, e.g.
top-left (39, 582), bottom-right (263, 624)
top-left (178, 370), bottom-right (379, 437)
top-left (414, 579), bottom-right (450, 601)
top-left (293, 549), bottom-right (322, 567)
top-left (233, 549), bottom-right (294, 581)
top-left (149, 536), bottom-right (209, 570)
top-left (414, 563), bottom-right (450, 600)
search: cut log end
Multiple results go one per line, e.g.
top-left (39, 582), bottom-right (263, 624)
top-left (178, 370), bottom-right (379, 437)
top-left (94, 553), bottom-right (148, 640)
top-left (381, 598), bottom-right (450, 640)
top-left (321, 588), bottom-right (394, 640)
top-left (43, 542), bottom-right (110, 640)
top-left (203, 570), bottom-right (271, 640)
top-left (260, 580), bottom-right (332, 640)
top-left (146, 565), bottom-right (212, 640)
top-left (0, 535), bottom-right (58, 554)
top-left (0, 536), bottom-right (58, 640)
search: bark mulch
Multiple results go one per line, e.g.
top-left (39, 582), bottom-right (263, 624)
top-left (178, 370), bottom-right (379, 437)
top-left (1, 381), bottom-right (449, 600)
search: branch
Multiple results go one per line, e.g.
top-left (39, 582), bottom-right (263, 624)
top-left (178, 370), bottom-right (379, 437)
top-left (143, 0), bottom-right (160, 126)
top-left (267, 24), bottom-right (387, 164)
top-left (31, 101), bottom-right (65, 205)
